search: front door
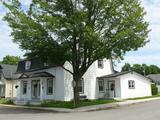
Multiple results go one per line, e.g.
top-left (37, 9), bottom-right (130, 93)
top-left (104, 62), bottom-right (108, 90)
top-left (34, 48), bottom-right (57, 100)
top-left (108, 81), bottom-right (115, 98)
top-left (31, 80), bottom-right (40, 99)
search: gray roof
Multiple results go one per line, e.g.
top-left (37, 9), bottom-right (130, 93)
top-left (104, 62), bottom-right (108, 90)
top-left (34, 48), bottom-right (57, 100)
top-left (0, 64), bottom-right (18, 79)
top-left (16, 58), bottom-right (57, 73)
top-left (147, 74), bottom-right (160, 82)
top-left (19, 72), bottom-right (55, 79)
top-left (98, 71), bottom-right (150, 81)
top-left (98, 71), bottom-right (131, 79)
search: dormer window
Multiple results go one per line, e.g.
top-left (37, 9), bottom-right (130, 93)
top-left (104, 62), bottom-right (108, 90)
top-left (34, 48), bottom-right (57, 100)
top-left (25, 61), bottom-right (31, 70)
top-left (98, 59), bottom-right (104, 68)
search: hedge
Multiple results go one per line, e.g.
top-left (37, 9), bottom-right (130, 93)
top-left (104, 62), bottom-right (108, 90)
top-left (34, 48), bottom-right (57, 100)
top-left (151, 84), bottom-right (158, 95)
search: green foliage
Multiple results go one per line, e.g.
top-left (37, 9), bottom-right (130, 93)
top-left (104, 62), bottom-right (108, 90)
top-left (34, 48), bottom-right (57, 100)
top-left (40, 99), bottom-right (119, 109)
top-left (0, 55), bottom-right (21, 65)
top-left (151, 84), bottom-right (158, 95)
top-left (121, 63), bottom-right (131, 72)
top-left (3, 0), bottom-right (149, 103)
top-left (0, 98), bottom-right (13, 104)
top-left (3, 0), bottom-right (149, 64)
top-left (122, 63), bottom-right (160, 75)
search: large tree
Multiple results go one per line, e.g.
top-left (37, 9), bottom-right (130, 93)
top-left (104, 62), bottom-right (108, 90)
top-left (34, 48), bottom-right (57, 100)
top-left (0, 55), bottom-right (21, 65)
top-left (3, 0), bottom-right (149, 105)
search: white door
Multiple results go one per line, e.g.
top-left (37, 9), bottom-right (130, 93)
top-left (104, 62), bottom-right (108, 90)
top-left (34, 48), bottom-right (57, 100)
top-left (31, 80), bottom-right (40, 99)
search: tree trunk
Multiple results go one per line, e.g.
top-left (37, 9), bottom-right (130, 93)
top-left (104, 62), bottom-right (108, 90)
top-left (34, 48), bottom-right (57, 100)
top-left (73, 76), bottom-right (80, 107)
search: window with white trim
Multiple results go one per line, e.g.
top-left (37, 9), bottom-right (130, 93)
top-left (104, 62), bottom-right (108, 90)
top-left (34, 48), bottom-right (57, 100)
top-left (98, 59), bottom-right (104, 68)
top-left (79, 78), bottom-right (84, 93)
top-left (47, 78), bottom-right (53, 95)
top-left (22, 81), bottom-right (27, 94)
top-left (25, 61), bottom-right (31, 70)
top-left (98, 79), bottom-right (104, 92)
top-left (128, 80), bottom-right (135, 89)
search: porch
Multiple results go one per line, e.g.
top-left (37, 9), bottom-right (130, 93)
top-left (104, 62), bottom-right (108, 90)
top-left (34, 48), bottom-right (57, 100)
top-left (16, 72), bottom-right (55, 104)
top-left (97, 77), bottom-right (121, 99)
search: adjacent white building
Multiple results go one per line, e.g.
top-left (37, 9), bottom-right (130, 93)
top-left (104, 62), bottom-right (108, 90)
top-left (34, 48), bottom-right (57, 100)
top-left (0, 64), bottom-right (18, 99)
top-left (14, 58), bottom-right (152, 104)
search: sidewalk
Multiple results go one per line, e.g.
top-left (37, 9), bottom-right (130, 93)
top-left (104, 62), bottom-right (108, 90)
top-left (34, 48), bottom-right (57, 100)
top-left (1, 97), bottom-right (160, 113)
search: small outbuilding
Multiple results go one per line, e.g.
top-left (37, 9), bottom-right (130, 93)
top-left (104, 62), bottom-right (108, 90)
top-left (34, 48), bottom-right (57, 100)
top-left (97, 71), bottom-right (152, 99)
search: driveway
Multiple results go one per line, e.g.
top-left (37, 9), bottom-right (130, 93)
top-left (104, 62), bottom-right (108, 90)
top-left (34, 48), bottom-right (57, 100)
top-left (0, 99), bottom-right (160, 120)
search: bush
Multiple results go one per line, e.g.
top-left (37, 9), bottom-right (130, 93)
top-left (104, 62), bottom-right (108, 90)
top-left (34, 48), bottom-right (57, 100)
top-left (151, 84), bottom-right (158, 95)
top-left (0, 98), bottom-right (13, 104)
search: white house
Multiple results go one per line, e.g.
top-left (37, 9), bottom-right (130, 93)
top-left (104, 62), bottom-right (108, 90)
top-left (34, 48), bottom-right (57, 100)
top-left (14, 58), bottom-right (151, 104)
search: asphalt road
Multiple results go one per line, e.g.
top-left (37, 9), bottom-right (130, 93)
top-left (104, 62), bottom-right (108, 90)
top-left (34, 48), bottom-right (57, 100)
top-left (0, 100), bottom-right (160, 120)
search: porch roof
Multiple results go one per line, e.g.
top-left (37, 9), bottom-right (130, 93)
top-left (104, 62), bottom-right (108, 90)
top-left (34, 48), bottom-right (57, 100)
top-left (97, 71), bottom-right (131, 79)
top-left (19, 72), bottom-right (55, 79)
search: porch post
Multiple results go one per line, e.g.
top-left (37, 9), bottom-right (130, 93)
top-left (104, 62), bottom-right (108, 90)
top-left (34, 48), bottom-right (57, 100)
top-left (40, 78), bottom-right (44, 101)
top-left (28, 80), bottom-right (32, 100)
top-left (16, 80), bottom-right (21, 100)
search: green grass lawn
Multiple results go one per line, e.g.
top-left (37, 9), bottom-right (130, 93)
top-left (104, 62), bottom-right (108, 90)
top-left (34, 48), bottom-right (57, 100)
top-left (35, 99), bottom-right (120, 109)
top-left (1, 94), bottom-right (160, 109)
top-left (126, 94), bottom-right (160, 100)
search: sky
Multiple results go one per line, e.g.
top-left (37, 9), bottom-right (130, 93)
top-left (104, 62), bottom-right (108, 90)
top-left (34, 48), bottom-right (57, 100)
top-left (0, 0), bottom-right (160, 70)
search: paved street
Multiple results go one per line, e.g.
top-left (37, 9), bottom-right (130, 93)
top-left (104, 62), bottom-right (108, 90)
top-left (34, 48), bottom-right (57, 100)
top-left (0, 100), bottom-right (160, 120)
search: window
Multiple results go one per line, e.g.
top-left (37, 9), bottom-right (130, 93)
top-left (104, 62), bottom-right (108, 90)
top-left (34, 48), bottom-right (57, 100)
top-left (98, 59), bottom-right (104, 68)
top-left (79, 78), bottom-right (84, 93)
top-left (22, 81), bottom-right (27, 94)
top-left (47, 78), bottom-right (53, 95)
top-left (128, 80), bottom-right (135, 89)
top-left (25, 61), bottom-right (31, 70)
top-left (98, 79), bottom-right (104, 92)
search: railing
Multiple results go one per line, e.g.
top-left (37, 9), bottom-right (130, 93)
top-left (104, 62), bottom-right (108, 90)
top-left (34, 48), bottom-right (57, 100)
top-left (104, 90), bottom-right (115, 98)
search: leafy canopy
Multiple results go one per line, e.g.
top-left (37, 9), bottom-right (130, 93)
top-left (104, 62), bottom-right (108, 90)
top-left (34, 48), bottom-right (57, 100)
top-left (3, 0), bottom-right (149, 68)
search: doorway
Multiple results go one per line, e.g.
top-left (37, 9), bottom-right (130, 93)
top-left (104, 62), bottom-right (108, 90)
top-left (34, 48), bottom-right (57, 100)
top-left (31, 80), bottom-right (40, 99)
top-left (108, 81), bottom-right (115, 98)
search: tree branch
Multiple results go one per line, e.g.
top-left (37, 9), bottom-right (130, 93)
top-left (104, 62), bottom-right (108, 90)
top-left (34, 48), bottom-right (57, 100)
top-left (60, 65), bottom-right (73, 75)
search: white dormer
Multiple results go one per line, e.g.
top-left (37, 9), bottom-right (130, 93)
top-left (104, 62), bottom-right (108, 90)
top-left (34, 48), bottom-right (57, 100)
top-left (25, 61), bottom-right (31, 70)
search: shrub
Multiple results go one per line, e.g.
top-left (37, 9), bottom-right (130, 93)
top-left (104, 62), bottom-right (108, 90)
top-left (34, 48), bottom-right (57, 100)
top-left (151, 84), bottom-right (158, 95)
top-left (0, 98), bottom-right (13, 104)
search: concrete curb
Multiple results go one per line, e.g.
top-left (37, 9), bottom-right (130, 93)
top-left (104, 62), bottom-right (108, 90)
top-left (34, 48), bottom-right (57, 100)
top-left (1, 97), bottom-right (160, 113)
